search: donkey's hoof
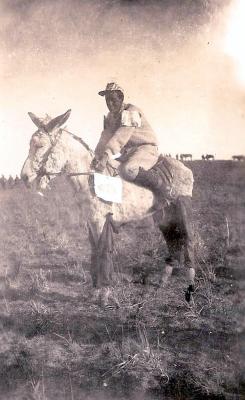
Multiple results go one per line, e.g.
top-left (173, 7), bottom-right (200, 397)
top-left (103, 302), bottom-right (120, 311)
top-left (189, 284), bottom-right (195, 293)
top-left (185, 290), bottom-right (191, 303)
top-left (100, 289), bottom-right (120, 310)
top-left (185, 284), bottom-right (195, 302)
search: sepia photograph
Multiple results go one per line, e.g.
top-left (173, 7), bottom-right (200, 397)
top-left (0, 0), bottom-right (244, 399)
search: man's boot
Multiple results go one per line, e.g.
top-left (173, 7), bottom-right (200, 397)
top-left (134, 167), bottom-right (170, 209)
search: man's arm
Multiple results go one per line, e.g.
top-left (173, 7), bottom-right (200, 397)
top-left (104, 108), bottom-right (142, 157)
top-left (94, 129), bottom-right (114, 159)
top-left (105, 126), bottom-right (135, 158)
top-left (93, 126), bottom-right (134, 172)
top-left (93, 108), bottom-right (141, 172)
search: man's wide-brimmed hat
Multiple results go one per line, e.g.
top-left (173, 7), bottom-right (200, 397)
top-left (98, 82), bottom-right (124, 96)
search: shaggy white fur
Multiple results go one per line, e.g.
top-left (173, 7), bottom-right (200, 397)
top-left (21, 123), bottom-right (154, 234)
top-left (21, 112), bottom-right (193, 236)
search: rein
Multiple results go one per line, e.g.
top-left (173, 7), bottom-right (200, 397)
top-left (44, 171), bottom-right (93, 177)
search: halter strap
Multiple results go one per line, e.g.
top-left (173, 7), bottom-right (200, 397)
top-left (44, 171), bottom-right (93, 177)
top-left (37, 127), bottom-right (95, 180)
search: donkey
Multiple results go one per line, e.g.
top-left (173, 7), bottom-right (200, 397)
top-left (21, 110), bottom-right (196, 304)
top-left (232, 155), bottom-right (245, 161)
top-left (180, 154), bottom-right (192, 161)
top-left (202, 154), bottom-right (214, 160)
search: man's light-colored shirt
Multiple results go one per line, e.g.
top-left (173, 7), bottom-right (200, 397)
top-left (95, 103), bottom-right (158, 158)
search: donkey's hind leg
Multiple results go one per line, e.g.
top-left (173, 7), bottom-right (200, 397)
top-left (176, 196), bottom-right (196, 302)
top-left (154, 202), bottom-right (182, 288)
top-left (155, 196), bottom-right (196, 301)
top-left (184, 240), bottom-right (196, 302)
top-left (161, 264), bottom-right (173, 285)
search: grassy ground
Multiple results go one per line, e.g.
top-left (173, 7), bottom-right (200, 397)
top-left (0, 161), bottom-right (244, 399)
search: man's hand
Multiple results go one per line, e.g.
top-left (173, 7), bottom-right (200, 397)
top-left (90, 157), bottom-right (99, 170)
top-left (94, 152), bottom-right (109, 173)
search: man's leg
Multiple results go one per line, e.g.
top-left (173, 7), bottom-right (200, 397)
top-left (120, 145), bottom-right (159, 182)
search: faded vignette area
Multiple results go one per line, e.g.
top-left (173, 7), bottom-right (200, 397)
top-left (0, 0), bottom-right (244, 399)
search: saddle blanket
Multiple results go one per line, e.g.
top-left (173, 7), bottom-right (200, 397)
top-left (156, 157), bottom-right (194, 199)
top-left (94, 173), bottom-right (123, 203)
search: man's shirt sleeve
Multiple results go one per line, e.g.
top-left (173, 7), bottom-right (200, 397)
top-left (105, 126), bottom-right (135, 156)
top-left (105, 110), bottom-right (142, 156)
top-left (121, 110), bottom-right (142, 128)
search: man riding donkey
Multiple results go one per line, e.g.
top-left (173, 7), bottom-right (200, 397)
top-left (92, 82), bottom-right (195, 301)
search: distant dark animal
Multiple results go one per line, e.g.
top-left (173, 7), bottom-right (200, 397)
top-left (202, 154), bottom-right (214, 160)
top-left (180, 153), bottom-right (192, 161)
top-left (206, 154), bottom-right (214, 160)
top-left (232, 155), bottom-right (245, 161)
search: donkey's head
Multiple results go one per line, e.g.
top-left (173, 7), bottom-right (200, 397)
top-left (21, 109), bottom-right (71, 189)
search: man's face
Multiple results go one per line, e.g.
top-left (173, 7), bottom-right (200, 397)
top-left (105, 91), bottom-right (123, 113)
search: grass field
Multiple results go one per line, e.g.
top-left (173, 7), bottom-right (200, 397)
top-left (0, 161), bottom-right (244, 399)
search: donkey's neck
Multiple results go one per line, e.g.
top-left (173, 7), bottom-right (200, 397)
top-left (62, 130), bottom-right (92, 173)
top-left (59, 131), bottom-right (154, 233)
top-left (63, 129), bottom-right (94, 157)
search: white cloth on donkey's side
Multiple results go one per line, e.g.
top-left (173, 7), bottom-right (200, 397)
top-left (94, 173), bottom-right (123, 203)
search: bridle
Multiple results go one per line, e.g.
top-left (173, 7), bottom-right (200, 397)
top-left (33, 126), bottom-right (118, 186)
top-left (36, 127), bottom-right (95, 180)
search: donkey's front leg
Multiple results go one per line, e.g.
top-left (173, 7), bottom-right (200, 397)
top-left (160, 264), bottom-right (174, 286)
top-left (88, 214), bottom-right (120, 308)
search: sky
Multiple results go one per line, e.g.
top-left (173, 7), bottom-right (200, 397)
top-left (1, 0), bottom-right (245, 176)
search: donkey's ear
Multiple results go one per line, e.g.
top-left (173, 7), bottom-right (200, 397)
top-left (46, 109), bottom-right (71, 132)
top-left (28, 112), bottom-right (46, 130)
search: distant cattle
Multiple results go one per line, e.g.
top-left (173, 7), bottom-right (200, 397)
top-left (202, 154), bottom-right (215, 160)
top-left (180, 153), bottom-right (192, 161)
top-left (232, 155), bottom-right (245, 161)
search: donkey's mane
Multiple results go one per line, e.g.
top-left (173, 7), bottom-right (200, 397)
top-left (63, 129), bottom-right (94, 156)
